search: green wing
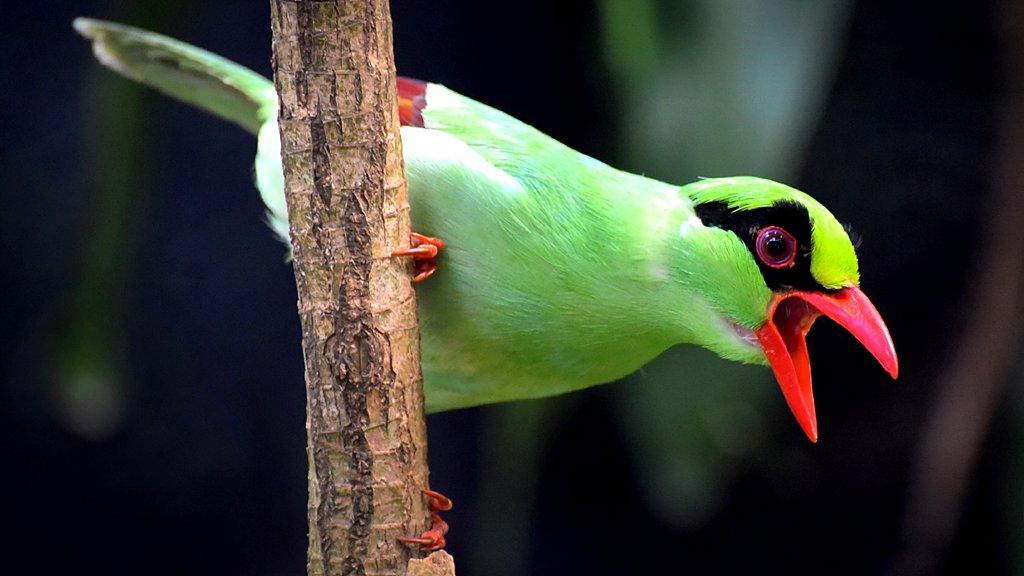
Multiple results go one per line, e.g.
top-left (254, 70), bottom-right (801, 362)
top-left (74, 18), bottom-right (289, 242)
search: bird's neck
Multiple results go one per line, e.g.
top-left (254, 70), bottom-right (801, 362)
top-left (569, 171), bottom-right (703, 345)
top-left (586, 173), bottom-right (762, 362)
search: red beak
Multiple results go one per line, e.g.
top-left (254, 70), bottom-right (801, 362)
top-left (754, 286), bottom-right (898, 442)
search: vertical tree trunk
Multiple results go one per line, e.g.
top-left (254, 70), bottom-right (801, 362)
top-left (269, 2), bottom-right (432, 575)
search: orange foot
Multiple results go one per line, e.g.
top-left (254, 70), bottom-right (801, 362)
top-left (393, 232), bottom-right (446, 283)
top-left (398, 489), bottom-right (453, 552)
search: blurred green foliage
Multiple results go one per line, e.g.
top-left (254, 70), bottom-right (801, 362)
top-left (56, 65), bottom-right (141, 439)
top-left (599, 0), bottom-right (852, 180)
top-left (58, 3), bottom-right (185, 439)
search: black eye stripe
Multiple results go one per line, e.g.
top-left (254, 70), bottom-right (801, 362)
top-left (693, 200), bottom-right (825, 292)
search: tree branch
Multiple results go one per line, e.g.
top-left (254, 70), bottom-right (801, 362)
top-left (269, 1), bottom-right (435, 574)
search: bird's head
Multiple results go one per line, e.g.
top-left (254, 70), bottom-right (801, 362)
top-left (675, 177), bottom-right (898, 442)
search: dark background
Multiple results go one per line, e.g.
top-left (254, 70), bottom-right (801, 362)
top-left (3, 1), bottom-right (1022, 575)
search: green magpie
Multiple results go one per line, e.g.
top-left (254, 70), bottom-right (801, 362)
top-left (74, 19), bottom-right (899, 447)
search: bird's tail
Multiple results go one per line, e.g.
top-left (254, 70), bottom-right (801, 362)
top-left (73, 18), bottom-right (289, 243)
top-left (73, 18), bottom-right (278, 134)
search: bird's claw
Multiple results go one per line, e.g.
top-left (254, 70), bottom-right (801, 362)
top-left (393, 232), bottom-right (445, 282)
top-left (420, 488), bottom-right (453, 511)
top-left (398, 489), bottom-right (453, 552)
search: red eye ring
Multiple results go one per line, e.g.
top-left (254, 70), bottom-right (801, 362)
top-left (755, 226), bottom-right (797, 269)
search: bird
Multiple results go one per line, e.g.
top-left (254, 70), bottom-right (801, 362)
top-left (74, 18), bottom-right (898, 448)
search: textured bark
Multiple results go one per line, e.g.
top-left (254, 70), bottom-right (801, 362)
top-left (407, 552), bottom-right (456, 576)
top-left (269, 2), bottom-right (432, 575)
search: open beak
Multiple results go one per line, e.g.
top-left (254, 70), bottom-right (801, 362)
top-left (754, 286), bottom-right (898, 442)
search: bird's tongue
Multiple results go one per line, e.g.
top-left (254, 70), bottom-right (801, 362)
top-left (754, 287), bottom-right (899, 442)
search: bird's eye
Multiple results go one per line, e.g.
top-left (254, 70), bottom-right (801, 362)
top-left (755, 226), bottom-right (797, 269)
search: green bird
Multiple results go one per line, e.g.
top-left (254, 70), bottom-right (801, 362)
top-left (75, 18), bottom-right (898, 445)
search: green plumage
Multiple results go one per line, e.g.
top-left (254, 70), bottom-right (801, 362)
top-left (75, 19), bottom-right (863, 413)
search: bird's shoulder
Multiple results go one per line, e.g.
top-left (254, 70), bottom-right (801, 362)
top-left (412, 82), bottom-right (605, 192)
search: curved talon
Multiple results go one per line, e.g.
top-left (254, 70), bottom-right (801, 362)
top-left (412, 264), bottom-right (436, 283)
top-left (393, 232), bottom-right (445, 283)
top-left (398, 515), bottom-right (448, 551)
top-left (392, 244), bottom-right (438, 259)
top-left (410, 232), bottom-right (445, 249)
top-left (398, 531), bottom-right (446, 552)
top-left (398, 489), bottom-right (453, 552)
top-left (422, 489), bottom-right (453, 512)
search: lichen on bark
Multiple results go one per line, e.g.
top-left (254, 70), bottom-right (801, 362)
top-left (269, 1), bottom-right (432, 574)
